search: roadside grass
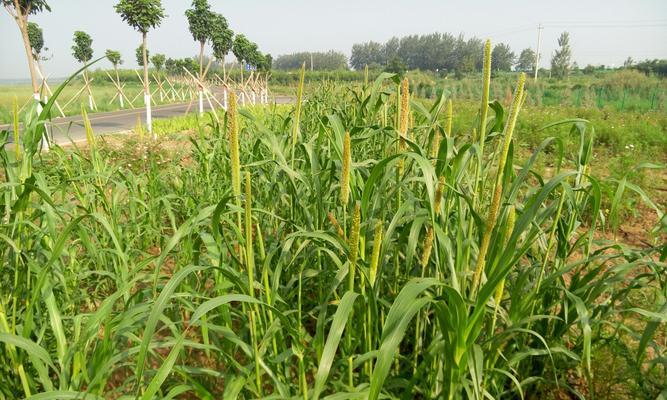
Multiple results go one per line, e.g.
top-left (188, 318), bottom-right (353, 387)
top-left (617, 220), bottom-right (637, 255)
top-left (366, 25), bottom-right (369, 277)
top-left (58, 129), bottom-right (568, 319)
top-left (0, 80), bottom-right (192, 124)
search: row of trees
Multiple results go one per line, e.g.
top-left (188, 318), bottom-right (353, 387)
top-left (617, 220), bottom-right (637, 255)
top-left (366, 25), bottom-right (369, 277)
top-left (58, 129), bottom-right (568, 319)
top-left (631, 59), bottom-right (667, 77)
top-left (4, 0), bottom-right (271, 138)
top-left (349, 33), bottom-right (518, 73)
top-left (273, 51), bottom-right (348, 71)
top-left (348, 32), bottom-right (578, 78)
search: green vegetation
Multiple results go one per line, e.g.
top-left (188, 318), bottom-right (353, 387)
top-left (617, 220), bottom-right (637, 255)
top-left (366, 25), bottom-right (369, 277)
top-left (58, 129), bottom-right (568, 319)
top-left (0, 77), bottom-right (193, 124)
top-left (116, 0), bottom-right (166, 136)
top-left (71, 31), bottom-right (93, 65)
top-left (350, 33), bottom-right (502, 73)
top-left (136, 45), bottom-right (150, 67)
top-left (150, 53), bottom-right (165, 71)
top-left (551, 32), bottom-right (572, 79)
top-left (105, 49), bottom-right (122, 69)
top-left (267, 68), bottom-right (666, 113)
top-left (3, 0), bottom-right (51, 105)
top-left (274, 51), bottom-right (349, 71)
top-left (186, 0), bottom-right (220, 78)
top-left (26, 22), bottom-right (44, 60)
top-left (0, 48), bottom-right (664, 399)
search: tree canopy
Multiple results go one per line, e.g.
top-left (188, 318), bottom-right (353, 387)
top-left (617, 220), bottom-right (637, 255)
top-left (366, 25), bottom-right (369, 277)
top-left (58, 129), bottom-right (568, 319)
top-left (185, 0), bottom-right (214, 45)
top-left (350, 33), bottom-right (486, 73)
top-left (72, 30), bottom-right (93, 63)
top-left (232, 34), bottom-right (252, 65)
top-left (274, 51), bottom-right (348, 71)
top-left (2, 0), bottom-right (50, 17)
top-left (350, 41), bottom-right (384, 69)
top-left (105, 49), bottom-right (123, 68)
top-left (259, 54), bottom-right (272, 71)
top-left (27, 22), bottom-right (44, 59)
top-left (491, 43), bottom-right (515, 72)
top-left (516, 48), bottom-right (535, 72)
top-left (551, 31), bottom-right (572, 79)
top-left (114, 0), bottom-right (165, 34)
top-left (165, 57), bottom-right (200, 75)
top-left (151, 53), bottom-right (165, 71)
top-left (136, 45), bottom-right (150, 66)
top-left (632, 59), bottom-right (667, 77)
top-left (211, 13), bottom-right (234, 61)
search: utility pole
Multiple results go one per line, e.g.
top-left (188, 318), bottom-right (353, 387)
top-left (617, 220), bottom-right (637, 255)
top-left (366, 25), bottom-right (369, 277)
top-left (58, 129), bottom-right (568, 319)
top-left (310, 53), bottom-right (314, 72)
top-left (534, 23), bottom-right (543, 81)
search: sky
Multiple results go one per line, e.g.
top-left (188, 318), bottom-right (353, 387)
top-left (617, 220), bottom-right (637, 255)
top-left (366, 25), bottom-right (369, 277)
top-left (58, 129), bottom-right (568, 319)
top-left (1, 0), bottom-right (666, 80)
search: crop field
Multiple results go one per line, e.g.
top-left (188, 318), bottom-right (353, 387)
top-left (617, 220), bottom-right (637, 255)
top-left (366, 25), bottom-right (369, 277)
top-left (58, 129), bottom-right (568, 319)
top-left (1, 39), bottom-right (666, 400)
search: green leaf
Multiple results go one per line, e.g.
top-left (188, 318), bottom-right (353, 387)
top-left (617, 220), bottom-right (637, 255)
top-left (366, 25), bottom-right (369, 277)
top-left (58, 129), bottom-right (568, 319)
top-left (313, 291), bottom-right (359, 399)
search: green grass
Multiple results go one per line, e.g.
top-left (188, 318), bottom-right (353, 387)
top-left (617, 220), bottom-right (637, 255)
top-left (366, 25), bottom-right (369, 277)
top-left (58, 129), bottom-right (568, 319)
top-left (0, 76), bottom-right (195, 124)
top-left (0, 62), bottom-right (665, 399)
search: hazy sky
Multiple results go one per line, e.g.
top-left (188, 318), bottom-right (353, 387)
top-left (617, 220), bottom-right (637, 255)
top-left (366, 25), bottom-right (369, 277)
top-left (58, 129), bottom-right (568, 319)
top-left (1, 0), bottom-right (666, 79)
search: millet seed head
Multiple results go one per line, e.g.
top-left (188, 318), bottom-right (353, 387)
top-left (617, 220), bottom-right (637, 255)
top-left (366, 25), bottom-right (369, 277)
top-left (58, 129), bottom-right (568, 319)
top-left (399, 78), bottom-right (410, 138)
top-left (420, 226), bottom-right (434, 269)
top-left (434, 175), bottom-right (446, 216)
top-left (341, 131), bottom-right (351, 206)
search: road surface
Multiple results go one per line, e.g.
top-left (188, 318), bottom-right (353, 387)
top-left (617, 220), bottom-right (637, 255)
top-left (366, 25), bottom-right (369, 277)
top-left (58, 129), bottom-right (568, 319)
top-left (1, 95), bottom-right (294, 145)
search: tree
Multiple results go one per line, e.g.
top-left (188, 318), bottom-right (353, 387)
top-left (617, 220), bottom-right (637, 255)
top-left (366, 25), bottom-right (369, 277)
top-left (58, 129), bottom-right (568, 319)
top-left (632, 59), bottom-right (667, 77)
top-left (385, 56), bottom-right (407, 75)
top-left (383, 37), bottom-right (400, 65)
top-left (551, 31), bottom-right (572, 79)
top-left (232, 34), bottom-right (255, 83)
top-left (28, 21), bottom-right (60, 116)
top-left (165, 57), bottom-right (200, 76)
top-left (246, 41), bottom-right (260, 67)
top-left (349, 32), bottom-right (524, 74)
top-left (135, 45), bottom-right (150, 66)
top-left (106, 49), bottom-right (125, 107)
top-left (232, 34), bottom-right (250, 64)
top-left (350, 41), bottom-right (384, 70)
top-left (72, 31), bottom-right (95, 110)
top-left (151, 53), bottom-right (165, 71)
top-left (72, 31), bottom-right (93, 64)
top-left (516, 48), bottom-right (535, 72)
top-left (623, 57), bottom-right (634, 68)
top-left (27, 22), bottom-right (44, 60)
top-left (211, 13), bottom-right (233, 65)
top-left (106, 49), bottom-right (122, 69)
top-left (3, 0), bottom-right (51, 108)
top-left (260, 53), bottom-right (272, 72)
top-left (185, 0), bottom-right (215, 79)
top-left (491, 43), bottom-right (515, 72)
top-left (582, 64), bottom-right (596, 75)
top-left (115, 0), bottom-right (166, 136)
top-left (274, 51), bottom-right (347, 71)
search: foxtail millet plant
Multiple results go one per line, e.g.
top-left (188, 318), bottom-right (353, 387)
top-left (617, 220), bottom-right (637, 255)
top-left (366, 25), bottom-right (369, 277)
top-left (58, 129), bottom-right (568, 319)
top-left (228, 91), bottom-right (241, 199)
top-left (369, 220), bottom-right (383, 288)
top-left (291, 62), bottom-right (306, 165)
top-left (471, 72), bottom-right (526, 295)
top-left (0, 44), bottom-right (663, 400)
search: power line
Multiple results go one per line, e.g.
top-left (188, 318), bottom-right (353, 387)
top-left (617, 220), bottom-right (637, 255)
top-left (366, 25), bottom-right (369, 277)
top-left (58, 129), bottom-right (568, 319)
top-left (543, 19), bottom-right (667, 23)
top-left (545, 23), bottom-right (667, 28)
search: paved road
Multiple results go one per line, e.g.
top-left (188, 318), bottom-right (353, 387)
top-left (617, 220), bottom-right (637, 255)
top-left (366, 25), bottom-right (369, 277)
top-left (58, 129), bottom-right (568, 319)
top-left (1, 95), bottom-right (294, 145)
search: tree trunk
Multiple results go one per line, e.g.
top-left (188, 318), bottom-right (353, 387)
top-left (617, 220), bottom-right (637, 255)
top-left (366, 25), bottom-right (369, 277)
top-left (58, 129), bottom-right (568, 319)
top-left (115, 65), bottom-right (124, 108)
top-left (14, 3), bottom-right (49, 149)
top-left (199, 41), bottom-right (205, 79)
top-left (240, 60), bottom-right (244, 84)
top-left (222, 56), bottom-right (227, 83)
top-left (142, 32), bottom-right (153, 138)
top-left (15, 14), bottom-right (38, 96)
